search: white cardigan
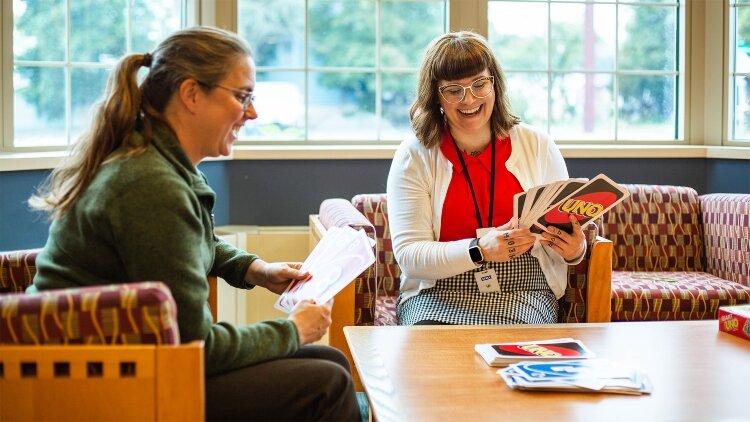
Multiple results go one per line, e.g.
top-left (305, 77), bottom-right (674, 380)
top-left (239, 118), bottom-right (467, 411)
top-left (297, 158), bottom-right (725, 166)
top-left (386, 123), bottom-right (579, 302)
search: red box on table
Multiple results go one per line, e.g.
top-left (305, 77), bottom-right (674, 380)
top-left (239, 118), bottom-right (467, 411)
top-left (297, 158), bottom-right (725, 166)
top-left (719, 304), bottom-right (750, 341)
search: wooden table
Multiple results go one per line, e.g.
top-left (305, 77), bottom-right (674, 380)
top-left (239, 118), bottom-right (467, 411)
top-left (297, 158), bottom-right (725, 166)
top-left (345, 321), bottom-right (750, 421)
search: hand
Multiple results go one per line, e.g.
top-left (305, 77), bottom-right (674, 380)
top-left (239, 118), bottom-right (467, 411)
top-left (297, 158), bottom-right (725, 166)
top-left (288, 299), bottom-right (333, 345)
top-left (539, 214), bottom-right (586, 262)
top-left (246, 259), bottom-right (310, 295)
top-left (478, 221), bottom-right (537, 262)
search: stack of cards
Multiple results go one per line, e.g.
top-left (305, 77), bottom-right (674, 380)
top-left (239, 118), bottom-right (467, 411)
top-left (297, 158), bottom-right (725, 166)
top-left (498, 359), bottom-right (653, 395)
top-left (513, 173), bottom-right (630, 234)
top-left (474, 338), bottom-right (595, 367)
top-left (274, 226), bottom-right (375, 313)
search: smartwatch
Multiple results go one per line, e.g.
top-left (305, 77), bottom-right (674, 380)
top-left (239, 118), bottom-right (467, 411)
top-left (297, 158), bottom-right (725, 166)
top-left (469, 238), bottom-right (485, 266)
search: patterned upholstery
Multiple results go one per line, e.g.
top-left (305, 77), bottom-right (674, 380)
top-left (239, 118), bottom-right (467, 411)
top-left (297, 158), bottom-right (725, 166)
top-left (601, 185), bottom-right (750, 321)
top-left (0, 281), bottom-right (180, 345)
top-left (700, 193), bottom-right (750, 287)
top-left (0, 249), bottom-right (180, 345)
top-left (321, 194), bottom-right (603, 325)
top-left (0, 248), bottom-right (41, 293)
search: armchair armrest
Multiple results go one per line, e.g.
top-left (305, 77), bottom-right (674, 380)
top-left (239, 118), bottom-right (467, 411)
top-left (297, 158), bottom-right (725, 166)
top-left (0, 281), bottom-right (203, 421)
top-left (0, 281), bottom-right (180, 346)
top-left (586, 236), bottom-right (613, 322)
top-left (0, 341), bottom-right (204, 421)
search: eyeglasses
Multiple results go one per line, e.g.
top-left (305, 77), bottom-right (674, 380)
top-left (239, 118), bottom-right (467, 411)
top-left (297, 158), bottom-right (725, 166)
top-left (198, 81), bottom-right (255, 110)
top-left (438, 76), bottom-right (494, 104)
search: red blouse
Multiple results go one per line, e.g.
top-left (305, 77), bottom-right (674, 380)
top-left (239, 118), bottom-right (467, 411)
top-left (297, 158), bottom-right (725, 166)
top-left (439, 131), bottom-right (523, 242)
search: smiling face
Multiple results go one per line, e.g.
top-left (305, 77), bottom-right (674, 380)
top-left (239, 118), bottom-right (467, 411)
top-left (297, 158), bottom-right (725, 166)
top-left (198, 55), bottom-right (257, 160)
top-left (437, 69), bottom-right (495, 141)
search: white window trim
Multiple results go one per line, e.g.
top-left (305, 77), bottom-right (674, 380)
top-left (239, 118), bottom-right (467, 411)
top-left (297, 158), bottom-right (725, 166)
top-left (0, 0), bottom-right (746, 157)
top-left (2, 144), bottom-right (749, 173)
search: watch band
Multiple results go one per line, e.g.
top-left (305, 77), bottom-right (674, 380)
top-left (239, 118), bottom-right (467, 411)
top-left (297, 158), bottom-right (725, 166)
top-left (469, 238), bottom-right (485, 265)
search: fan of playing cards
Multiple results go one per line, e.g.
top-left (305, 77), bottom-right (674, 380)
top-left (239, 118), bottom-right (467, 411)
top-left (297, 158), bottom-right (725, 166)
top-left (274, 226), bottom-right (375, 313)
top-left (513, 173), bottom-right (630, 234)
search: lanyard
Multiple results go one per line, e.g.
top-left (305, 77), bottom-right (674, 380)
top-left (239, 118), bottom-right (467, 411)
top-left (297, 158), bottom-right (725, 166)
top-left (452, 133), bottom-right (496, 229)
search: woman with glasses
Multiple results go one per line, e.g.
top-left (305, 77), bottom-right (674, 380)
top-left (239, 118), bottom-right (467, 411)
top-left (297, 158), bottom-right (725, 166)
top-left (387, 31), bottom-right (587, 326)
top-left (28, 26), bottom-right (359, 421)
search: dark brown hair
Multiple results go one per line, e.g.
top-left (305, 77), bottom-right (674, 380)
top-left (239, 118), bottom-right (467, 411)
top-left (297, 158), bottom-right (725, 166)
top-left (410, 31), bottom-right (519, 148)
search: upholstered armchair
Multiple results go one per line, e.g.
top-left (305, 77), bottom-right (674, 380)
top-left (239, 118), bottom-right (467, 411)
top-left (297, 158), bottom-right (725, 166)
top-left (0, 249), bottom-right (204, 421)
top-left (310, 194), bottom-right (613, 385)
top-left (600, 185), bottom-right (750, 321)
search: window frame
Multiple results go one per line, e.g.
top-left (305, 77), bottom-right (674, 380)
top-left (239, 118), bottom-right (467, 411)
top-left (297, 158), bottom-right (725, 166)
top-left (0, 0), bottom-right (744, 153)
top-left (726, 0), bottom-right (750, 146)
top-left (485, 0), bottom-right (686, 144)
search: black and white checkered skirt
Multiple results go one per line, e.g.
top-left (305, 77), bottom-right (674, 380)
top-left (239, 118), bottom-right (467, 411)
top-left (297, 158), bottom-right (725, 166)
top-left (397, 251), bottom-right (558, 325)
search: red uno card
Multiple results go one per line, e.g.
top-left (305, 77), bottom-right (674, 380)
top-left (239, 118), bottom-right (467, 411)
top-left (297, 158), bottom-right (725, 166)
top-left (534, 174), bottom-right (629, 233)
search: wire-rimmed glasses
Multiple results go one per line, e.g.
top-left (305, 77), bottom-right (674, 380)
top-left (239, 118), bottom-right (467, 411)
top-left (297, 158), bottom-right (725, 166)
top-left (198, 81), bottom-right (255, 110)
top-left (438, 76), bottom-right (494, 104)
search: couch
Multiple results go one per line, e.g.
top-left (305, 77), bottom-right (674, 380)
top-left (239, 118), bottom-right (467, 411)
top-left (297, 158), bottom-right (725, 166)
top-left (0, 249), bottom-right (204, 421)
top-left (600, 185), bottom-right (750, 321)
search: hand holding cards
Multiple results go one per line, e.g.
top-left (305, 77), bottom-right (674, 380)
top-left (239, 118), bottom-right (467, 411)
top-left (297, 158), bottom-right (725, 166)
top-left (513, 173), bottom-right (630, 234)
top-left (274, 226), bottom-right (375, 313)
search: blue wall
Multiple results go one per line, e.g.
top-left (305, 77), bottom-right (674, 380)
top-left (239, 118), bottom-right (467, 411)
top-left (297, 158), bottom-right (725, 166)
top-left (1, 157), bottom-right (748, 250)
top-left (0, 161), bottom-right (230, 251)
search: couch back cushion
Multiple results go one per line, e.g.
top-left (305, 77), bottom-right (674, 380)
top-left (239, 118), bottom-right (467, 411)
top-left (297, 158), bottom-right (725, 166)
top-left (351, 194), bottom-right (401, 297)
top-left (0, 249), bottom-right (42, 294)
top-left (0, 281), bottom-right (180, 345)
top-left (700, 193), bottom-right (750, 287)
top-left (600, 184), bottom-right (705, 272)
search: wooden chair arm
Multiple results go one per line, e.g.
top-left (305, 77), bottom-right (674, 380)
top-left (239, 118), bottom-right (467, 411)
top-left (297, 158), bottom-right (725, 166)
top-left (586, 236), bottom-right (613, 322)
top-left (0, 341), bottom-right (204, 421)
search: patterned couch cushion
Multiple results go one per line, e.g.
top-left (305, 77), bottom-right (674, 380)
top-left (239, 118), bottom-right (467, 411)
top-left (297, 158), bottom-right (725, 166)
top-left (611, 271), bottom-right (750, 321)
top-left (600, 185), bottom-right (705, 272)
top-left (700, 193), bottom-right (750, 288)
top-left (0, 248), bottom-right (41, 294)
top-left (602, 186), bottom-right (750, 321)
top-left (0, 281), bottom-right (180, 345)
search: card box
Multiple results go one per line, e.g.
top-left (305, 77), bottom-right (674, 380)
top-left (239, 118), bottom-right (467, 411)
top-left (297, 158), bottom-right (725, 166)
top-left (719, 304), bottom-right (750, 341)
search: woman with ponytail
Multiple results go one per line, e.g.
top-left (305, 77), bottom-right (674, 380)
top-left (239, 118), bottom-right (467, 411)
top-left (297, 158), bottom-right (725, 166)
top-left (28, 26), bottom-right (359, 421)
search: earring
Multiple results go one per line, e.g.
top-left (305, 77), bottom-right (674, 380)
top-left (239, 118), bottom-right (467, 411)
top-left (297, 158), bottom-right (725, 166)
top-left (439, 107), bottom-right (444, 115)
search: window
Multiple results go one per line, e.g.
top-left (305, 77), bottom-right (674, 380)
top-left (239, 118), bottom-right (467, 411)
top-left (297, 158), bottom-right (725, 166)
top-left (236, 0), bottom-right (447, 143)
top-left (730, 0), bottom-right (750, 143)
top-left (8, 0), bottom-right (185, 149)
top-left (488, 0), bottom-right (684, 142)
top-left (2, 1), bottom-right (745, 150)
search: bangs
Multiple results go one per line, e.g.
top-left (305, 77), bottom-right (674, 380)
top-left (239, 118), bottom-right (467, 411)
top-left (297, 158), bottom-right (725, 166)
top-left (431, 37), bottom-right (491, 82)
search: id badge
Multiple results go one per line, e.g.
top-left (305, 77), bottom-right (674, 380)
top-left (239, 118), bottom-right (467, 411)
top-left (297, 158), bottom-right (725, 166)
top-left (475, 268), bottom-right (500, 293)
top-left (476, 227), bottom-right (493, 237)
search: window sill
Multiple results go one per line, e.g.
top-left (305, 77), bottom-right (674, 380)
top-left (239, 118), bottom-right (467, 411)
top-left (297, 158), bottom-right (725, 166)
top-left (1, 145), bottom-right (748, 172)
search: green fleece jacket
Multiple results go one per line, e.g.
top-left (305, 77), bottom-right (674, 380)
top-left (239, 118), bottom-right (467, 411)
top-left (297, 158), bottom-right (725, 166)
top-left (29, 127), bottom-right (300, 375)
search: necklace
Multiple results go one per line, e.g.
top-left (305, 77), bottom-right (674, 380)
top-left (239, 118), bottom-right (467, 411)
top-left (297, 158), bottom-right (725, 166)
top-left (468, 150), bottom-right (482, 157)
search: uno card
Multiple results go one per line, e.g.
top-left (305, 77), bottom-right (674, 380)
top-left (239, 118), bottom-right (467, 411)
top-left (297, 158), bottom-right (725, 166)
top-left (534, 174), bottom-right (629, 234)
top-left (490, 339), bottom-right (592, 359)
